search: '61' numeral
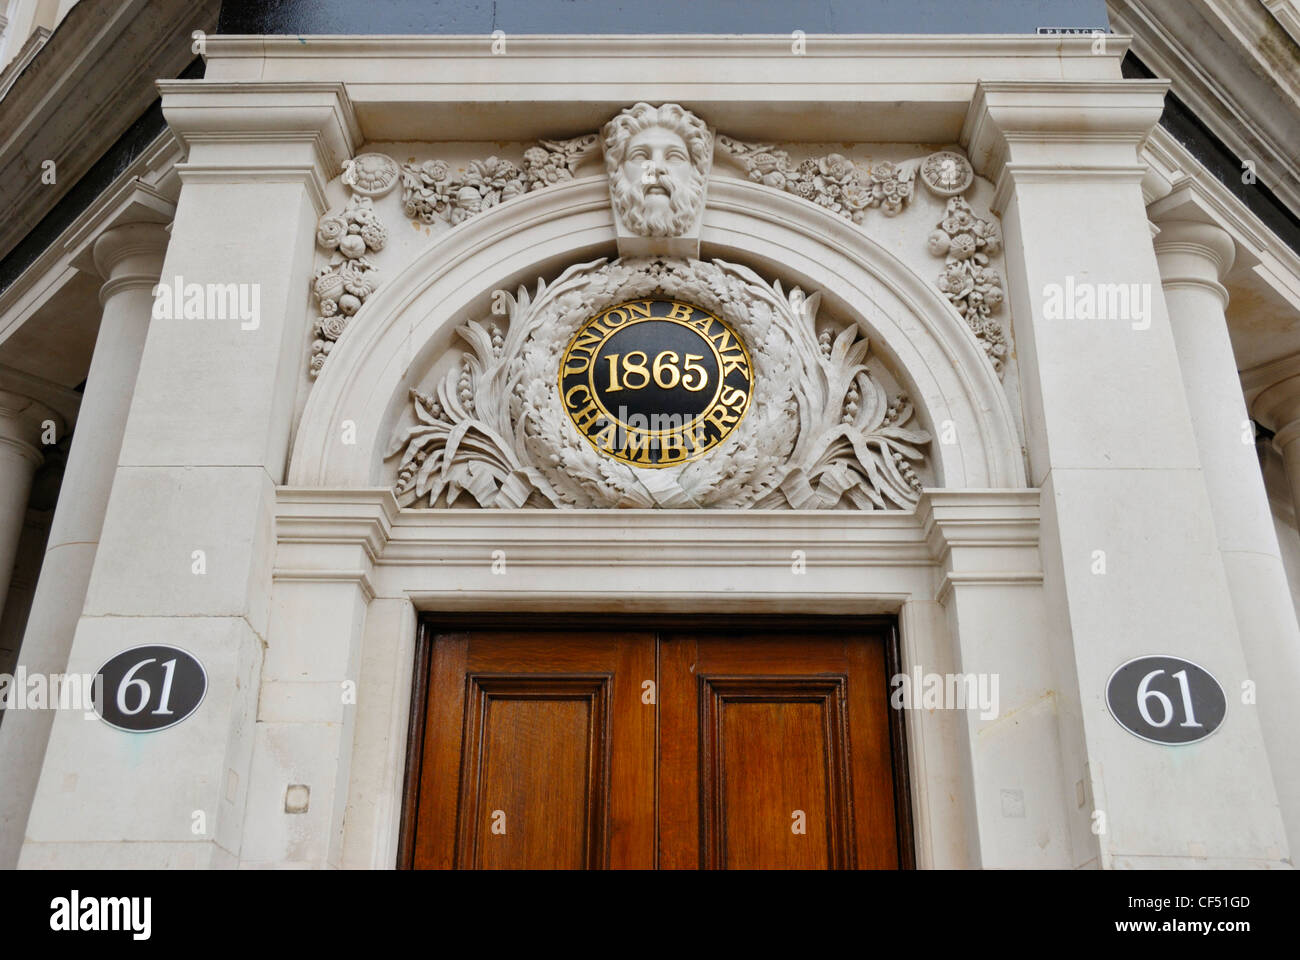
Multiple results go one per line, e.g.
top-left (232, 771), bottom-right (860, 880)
top-left (605, 350), bottom-right (708, 392)
top-left (116, 657), bottom-right (178, 717)
top-left (1136, 668), bottom-right (1201, 729)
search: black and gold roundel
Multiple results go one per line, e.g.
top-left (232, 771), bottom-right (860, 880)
top-left (558, 299), bottom-right (753, 467)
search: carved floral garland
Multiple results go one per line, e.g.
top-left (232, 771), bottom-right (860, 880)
top-left (926, 196), bottom-right (1007, 376)
top-left (717, 136), bottom-right (916, 220)
top-left (385, 258), bottom-right (930, 510)
top-left (309, 140), bottom-right (599, 378)
top-left (310, 134), bottom-right (1010, 389)
top-left (400, 135), bottom-right (598, 226)
top-left (311, 191), bottom-right (388, 378)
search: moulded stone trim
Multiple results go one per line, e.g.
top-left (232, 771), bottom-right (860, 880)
top-left (962, 79), bottom-right (1170, 187)
top-left (273, 485), bottom-right (1047, 602)
top-left (157, 80), bottom-right (362, 210)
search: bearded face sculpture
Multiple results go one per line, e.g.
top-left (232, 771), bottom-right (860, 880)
top-left (602, 103), bottom-right (712, 252)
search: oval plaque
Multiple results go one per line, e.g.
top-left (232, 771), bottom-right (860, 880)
top-left (93, 644), bottom-right (208, 732)
top-left (1105, 655), bottom-right (1226, 745)
top-left (558, 299), bottom-right (753, 467)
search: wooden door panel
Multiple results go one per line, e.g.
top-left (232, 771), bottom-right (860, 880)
top-left (408, 630), bottom-right (655, 869)
top-left (406, 620), bottom-right (907, 870)
top-left (702, 677), bottom-right (851, 869)
top-left (460, 676), bottom-right (609, 869)
top-left (660, 630), bottom-right (901, 869)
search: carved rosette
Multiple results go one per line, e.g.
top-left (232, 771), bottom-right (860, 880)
top-left (400, 135), bottom-right (599, 227)
top-left (342, 152), bottom-right (401, 197)
top-left (386, 258), bottom-right (930, 510)
top-left (919, 151), bottom-right (974, 197)
top-left (718, 137), bottom-right (916, 221)
top-left (927, 197), bottom-right (1007, 376)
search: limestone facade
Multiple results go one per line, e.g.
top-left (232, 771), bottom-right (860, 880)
top-left (0, 28), bottom-right (1297, 870)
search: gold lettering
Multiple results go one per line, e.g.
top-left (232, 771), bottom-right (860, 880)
top-left (720, 355), bottom-right (749, 379)
top-left (564, 384), bottom-right (592, 410)
top-left (624, 300), bottom-right (653, 320)
top-left (719, 385), bottom-right (748, 410)
top-left (659, 432), bottom-right (689, 463)
top-left (707, 327), bottom-right (737, 354)
top-left (664, 302), bottom-right (694, 321)
top-left (621, 430), bottom-right (656, 464)
top-left (705, 406), bottom-right (739, 435)
top-left (589, 420), bottom-right (618, 451)
top-left (688, 315), bottom-right (715, 336)
top-left (572, 402), bottom-right (604, 431)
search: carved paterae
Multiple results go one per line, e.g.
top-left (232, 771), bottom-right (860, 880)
top-left (342, 152), bottom-right (400, 197)
top-left (602, 103), bottom-right (712, 252)
top-left (717, 136), bottom-right (916, 221)
top-left (311, 191), bottom-right (388, 377)
top-left (919, 151), bottom-right (974, 197)
top-left (386, 258), bottom-right (930, 510)
top-left (927, 196), bottom-right (1006, 376)
top-left (400, 135), bottom-right (598, 227)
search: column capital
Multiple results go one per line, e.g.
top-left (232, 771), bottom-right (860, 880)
top-left (63, 175), bottom-right (176, 280)
top-left (1244, 354), bottom-right (1300, 441)
top-left (158, 80), bottom-right (362, 215)
top-left (1152, 218), bottom-right (1237, 309)
top-left (0, 390), bottom-right (60, 468)
top-left (1148, 181), bottom-right (1258, 290)
top-left (91, 221), bottom-right (169, 304)
top-left (960, 79), bottom-right (1168, 212)
top-left (0, 364), bottom-right (79, 434)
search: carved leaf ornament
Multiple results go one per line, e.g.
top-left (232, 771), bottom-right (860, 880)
top-left (385, 258), bottom-right (930, 510)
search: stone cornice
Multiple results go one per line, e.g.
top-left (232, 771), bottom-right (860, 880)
top-left (961, 79), bottom-right (1168, 189)
top-left (273, 487), bottom-right (1044, 607)
top-left (203, 34), bottom-right (1132, 59)
top-left (158, 80), bottom-right (361, 213)
top-left (0, 0), bottom-right (217, 264)
top-left (915, 489), bottom-right (1043, 604)
top-left (200, 34), bottom-right (1131, 144)
top-left (1110, 0), bottom-right (1300, 216)
top-left (1264, 0), bottom-right (1300, 45)
top-left (0, 27), bottom-right (48, 101)
top-left (0, 130), bottom-right (181, 349)
top-left (1142, 126), bottom-right (1300, 302)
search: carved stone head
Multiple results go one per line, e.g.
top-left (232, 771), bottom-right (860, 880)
top-left (602, 103), bottom-right (712, 250)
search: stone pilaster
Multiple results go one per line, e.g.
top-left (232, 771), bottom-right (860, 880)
top-left (917, 490), bottom-right (1070, 867)
top-left (18, 82), bottom-right (359, 868)
top-left (964, 79), bottom-right (1289, 867)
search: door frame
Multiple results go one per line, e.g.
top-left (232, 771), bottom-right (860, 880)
top-left (396, 612), bottom-right (915, 869)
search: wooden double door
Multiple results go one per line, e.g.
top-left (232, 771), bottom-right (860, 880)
top-left (402, 617), bottom-right (910, 869)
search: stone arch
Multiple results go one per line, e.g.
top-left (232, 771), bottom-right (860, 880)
top-left (289, 174), bottom-right (1026, 491)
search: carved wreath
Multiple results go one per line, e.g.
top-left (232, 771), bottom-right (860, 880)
top-left (385, 258), bottom-right (930, 510)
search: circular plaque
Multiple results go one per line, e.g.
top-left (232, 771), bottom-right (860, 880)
top-left (92, 644), bottom-right (208, 733)
top-left (558, 299), bottom-right (753, 467)
top-left (1105, 655), bottom-right (1226, 746)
